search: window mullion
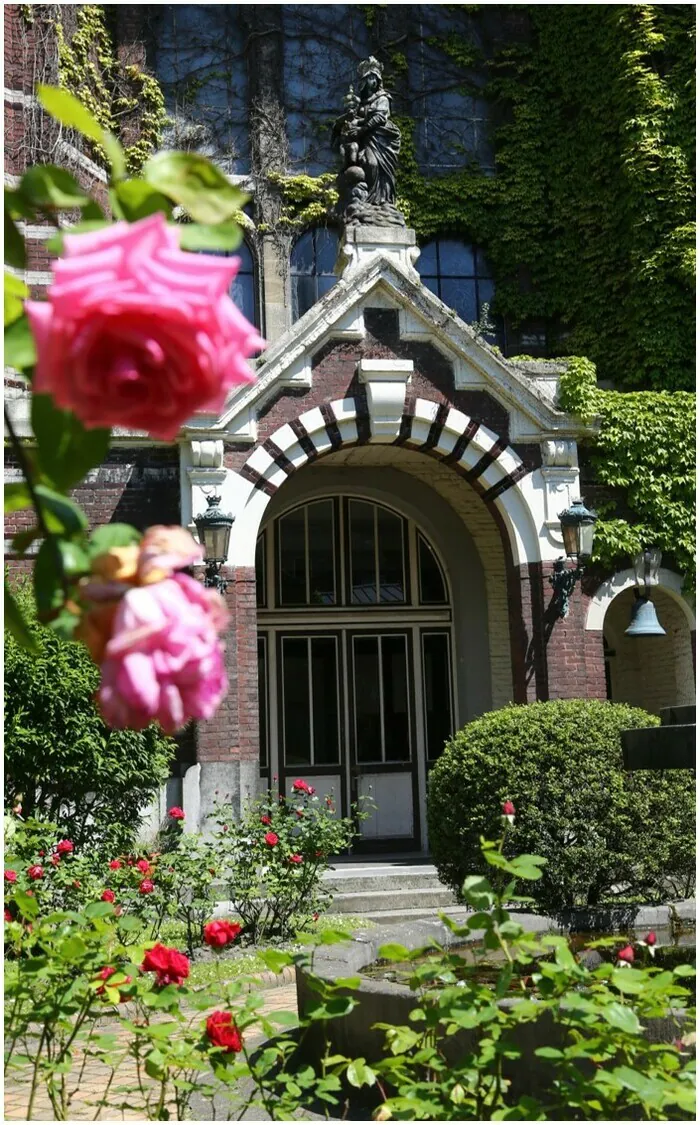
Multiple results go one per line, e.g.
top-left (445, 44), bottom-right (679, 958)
top-left (374, 504), bottom-right (380, 603)
top-left (304, 506), bottom-right (310, 604)
top-left (308, 637), bottom-right (315, 767)
top-left (378, 634), bottom-right (386, 763)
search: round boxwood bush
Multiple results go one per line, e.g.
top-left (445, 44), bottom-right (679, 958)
top-left (428, 700), bottom-right (695, 914)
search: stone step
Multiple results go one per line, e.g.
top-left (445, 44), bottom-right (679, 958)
top-left (357, 904), bottom-right (468, 926)
top-left (323, 869), bottom-right (443, 895)
top-left (329, 886), bottom-right (457, 914)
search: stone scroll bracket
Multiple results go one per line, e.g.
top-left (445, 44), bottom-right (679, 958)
top-left (180, 439), bottom-right (226, 538)
top-left (539, 439), bottom-right (580, 552)
top-left (357, 358), bottom-right (414, 443)
top-left (339, 224), bottom-right (421, 280)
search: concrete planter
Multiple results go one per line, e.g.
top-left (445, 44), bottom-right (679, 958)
top-left (295, 908), bottom-right (694, 1106)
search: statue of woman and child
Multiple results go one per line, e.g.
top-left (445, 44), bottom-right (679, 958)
top-left (331, 56), bottom-right (406, 228)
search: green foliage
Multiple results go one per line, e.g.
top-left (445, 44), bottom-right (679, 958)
top-left (213, 784), bottom-right (361, 942)
top-left (427, 700), bottom-right (696, 913)
top-left (559, 357), bottom-right (696, 582)
top-left (265, 171), bottom-right (339, 230)
top-left (4, 584), bottom-right (174, 856)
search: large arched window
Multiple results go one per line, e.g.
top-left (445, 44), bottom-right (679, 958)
top-left (417, 239), bottom-right (495, 330)
top-left (208, 239), bottom-right (260, 330)
top-left (290, 227), bottom-right (338, 321)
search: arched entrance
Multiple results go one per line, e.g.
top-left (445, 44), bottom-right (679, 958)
top-left (256, 477), bottom-right (466, 852)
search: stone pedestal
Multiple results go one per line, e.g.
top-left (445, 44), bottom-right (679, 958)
top-left (339, 224), bottom-right (420, 278)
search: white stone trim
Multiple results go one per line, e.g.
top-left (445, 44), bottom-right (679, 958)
top-left (585, 569), bottom-right (696, 632)
top-left (358, 358), bottom-right (413, 442)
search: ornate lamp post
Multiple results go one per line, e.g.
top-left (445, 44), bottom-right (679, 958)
top-left (550, 498), bottom-right (598, 618)
top-left (625, 547), bottom-right (666, 636)
top-left (193, 494), bottom-right (234, 595)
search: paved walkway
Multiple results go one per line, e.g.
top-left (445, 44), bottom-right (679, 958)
top-left (4, 981), bottom-right (299, 1121)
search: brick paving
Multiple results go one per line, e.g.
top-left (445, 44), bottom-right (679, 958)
top-left (4, 978), bottom-right (299, 1121)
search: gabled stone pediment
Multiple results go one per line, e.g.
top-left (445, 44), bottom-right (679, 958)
top-left (183, 247), bottom-right (596, 446)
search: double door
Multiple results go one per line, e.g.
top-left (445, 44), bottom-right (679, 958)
top-left (259, 626), bottom-right (454, 851)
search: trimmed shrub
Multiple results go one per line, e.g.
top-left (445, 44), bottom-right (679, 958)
top-left (428, 700), bottom-right (695, 913)
top-left (4, 582), bottom-right (175, 857)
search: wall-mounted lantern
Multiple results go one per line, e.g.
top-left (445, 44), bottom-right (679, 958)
top-left (550, 498), bottom-right (598, 618)
top-left (193, 494), bottom-right (234, 595)
top-left (625, 547), bottom-right (666, 636)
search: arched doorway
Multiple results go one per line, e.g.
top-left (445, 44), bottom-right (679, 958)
top-left (256, 491), bottom-right (457, 851)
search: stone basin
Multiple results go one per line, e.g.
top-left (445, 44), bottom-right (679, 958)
top-left (295, 904), bottom-right (695, 1106)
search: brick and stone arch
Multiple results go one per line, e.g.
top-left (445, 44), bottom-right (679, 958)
top-left (585, 569), bottom-right (696, 712)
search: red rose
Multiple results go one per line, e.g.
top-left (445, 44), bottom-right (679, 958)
top-left (38, 850), bottom-right (45, 857)
top-left (617, 944), bottom-right (635, 965)
top-left (72, 880), bottom-right (81, 889)
top-left (56, 839), bottom-right (74, 855)
top-left (168, 806), bottom-right (185, 821)
top-left (141, 943), bottom-right (190, 987)
top-left (644, 931), bottom-right (657, 947)
top-left (27, 865), bottom-right (43, 880)
top-left (307, 786), bottom-right (316, 795)
top-left (139, 879), bottom-right (155, 894)
top-left (203, 919), bottom-right (242, 948)
top-left (136, 859), bottom-right (151, 874)
top-left (296, 810), bottom-right (304, 819)
top-left (313, 912), bottom-right (319, 922)
top-left (264, 832), bottom-right (279, 847)
top-left (4, 870), bottom-right (17, 884)
top-left (260, 815), bottom-right (272, 825)
top-left (50, 854), bottom-right (60, 867)
top-left (206, 1010), bottom-right (243, 1053)
top-left (501, 800), bottom-right (516, 817)
top-left (108, 860), bottom-right (122, 871)
top-left (4, 908), bottom-right (13, 923)
top-left (95, 966), bottom-right (133, 999)
top-left (292, 779), bottom-right (309, 793)
top-left (101, 889), bottom-right (116, 903)
top-left (315, 850), bottom-right (323, 858)
top-left (126, 857), bottom-right (134, 866)
top-left (289, 854), bottom-right (303, 864)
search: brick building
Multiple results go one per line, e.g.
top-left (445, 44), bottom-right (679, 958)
top-left (5, 6), bottom-right (695, 849)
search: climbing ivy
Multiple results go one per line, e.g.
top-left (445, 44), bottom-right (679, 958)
top-left (559, 358), bottom-right (696, 589)
top-left (264, 172), bottom-right (338, 231)
top-left (53, 5), bottom-right (165, 173)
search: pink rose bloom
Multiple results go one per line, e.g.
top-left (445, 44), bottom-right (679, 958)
top-left (97, 573), bottom-right (227, 733)
top-left (25, 213), bottom-right (265, 441)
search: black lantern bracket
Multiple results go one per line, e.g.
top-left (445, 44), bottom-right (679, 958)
top-left (193, 493), bottom-right (234, 596)
top-left (549, 498), bottom-right (598, 619)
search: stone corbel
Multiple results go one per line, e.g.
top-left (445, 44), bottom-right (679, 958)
top-left (182, 440), bottom-right (227, 535)
top-left (540, 439), bottom-right (580, 543)
top-left (357, 358), bottom-right (413, 442)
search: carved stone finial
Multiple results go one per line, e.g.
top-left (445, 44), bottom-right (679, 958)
top-left (331, 57), bottom-right (406, 229)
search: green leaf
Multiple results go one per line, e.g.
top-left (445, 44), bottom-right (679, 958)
top-left (377, 944), bottom-right (411, 962)
top-left (178, 222), bottom-right (244, 252)
top-left (33, 538), bottom-right (65, 616)
top-left (143, 151), bottom-right (248, 224)
top-left (5, 314), bottom-right (36, 370)
top-left (110, 180), bottom-right (173, 222)
top-left (346, 1058), bottom-right (376, 1088)
top-left (306, 996), bottom-right (356, 1020)
top-left (4, 584), bottom-right (38, 653)
top-left (20, 165), bottom-right (89, 210)
top-left (5, 272), bottom-right (28, 327)
top-left (602, 1002), bottom-right (641, 1035)
top-left (32, 394), bottom-right (110, 490)
top-left (59, 935), bottom-right (88, 961)
top-left (5, 212), bottom-right (25, 269)
top-left (462, 875), bottom-right (494, 910)
top-left (14, 889), bottom-right (39, 919)
top-left (36, 86), bottom-right (125, 180)
top-left (34, 486), bottom-right (88, 535)
top-left (259, 949), bottom-right (293, 973)
top-left (88, 524), bottom-right (142, 556)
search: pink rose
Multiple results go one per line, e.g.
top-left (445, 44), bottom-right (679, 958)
top-left (168, 806), bottom-right (186, 821)
top-left (25, 214), bottom-right (265, 440)
top-left (108, 860), bottom-right (122, 871)
top-left (138, 527), bottom-right (203, 585)
top-left (139, 879), bottom-right (155, 895)
top-left (97, 573), bottom-right (227, 733)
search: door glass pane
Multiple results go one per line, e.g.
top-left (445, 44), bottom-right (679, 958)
top-left (312, 637), bottom-right (339, 764)
top-left (308, 500), bottom-right (335, 605)
top-left (279, 508), bottom-right (307, 605)
top-left (255, 534), bottom-right (266, 607)
top-left (418, 535), bottom-right (447, 604)
top-left (382, 635), bottom-right (410, 762)
top-left (258, 635), bottom-right (268, 769)
top-left (349, 500), bottom-right (377, 605)
top-left (423, 633), bottom-right (452, 761)
top-left (353, 636), bottom-right (382, 762)
top-left (377, 508), bottom-right (405, 603)
top-left (282, 638), bottom-right (311, 764)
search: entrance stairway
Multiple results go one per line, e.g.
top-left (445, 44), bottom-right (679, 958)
top-left (322, 858), bottom-right (463, 924)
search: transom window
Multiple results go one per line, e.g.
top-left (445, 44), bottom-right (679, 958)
top-left (417, 239), bottom-right (495, 331)
top-left (256, 497), bottom-right (448, 610)
top-left (290, 227), bottom-right (338, 321)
